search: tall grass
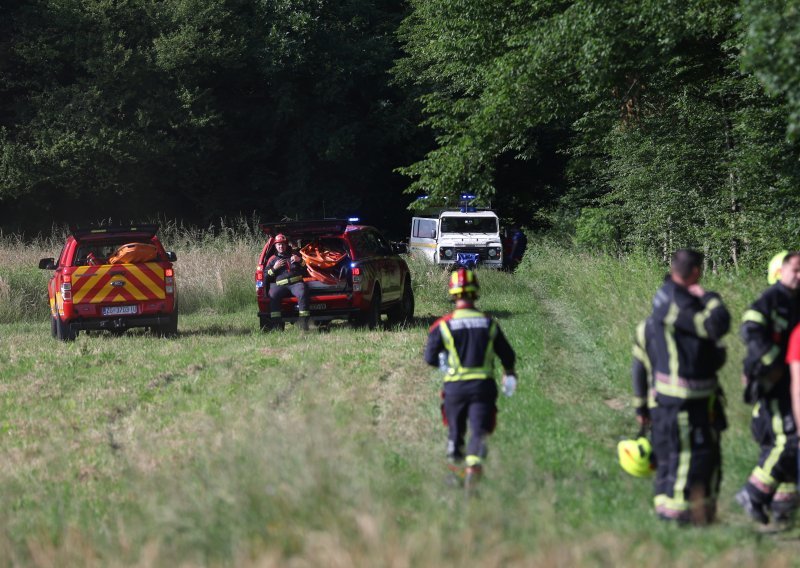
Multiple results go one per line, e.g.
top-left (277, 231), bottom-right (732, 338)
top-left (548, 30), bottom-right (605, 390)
top-left (0, 233), bottom-right (797, 566)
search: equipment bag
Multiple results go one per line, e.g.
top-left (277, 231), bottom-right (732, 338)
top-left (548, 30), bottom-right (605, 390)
top-left (109, 242), bottom-right (158, 264)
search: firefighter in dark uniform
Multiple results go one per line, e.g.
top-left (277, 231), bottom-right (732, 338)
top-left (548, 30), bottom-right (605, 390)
top-left (735, 251), bottom-right (800, 525)
top-left (424, 267), bottom-right (517, 490)
top-left (265, 233), bottom-right (310, 330)
top-left (648, 249), bottom-right (730, 524)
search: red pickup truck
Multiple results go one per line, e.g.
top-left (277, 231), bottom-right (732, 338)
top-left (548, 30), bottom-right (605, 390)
top-left (256, 219), bottom-right (414, 330)
top-left (38, 225), bottom-right (178, 341)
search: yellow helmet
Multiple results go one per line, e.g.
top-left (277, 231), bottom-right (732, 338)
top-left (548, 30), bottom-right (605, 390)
top-left (768, 251), bottom-right (789, 285)
top-left (617, 436), bottom-right (654, 478)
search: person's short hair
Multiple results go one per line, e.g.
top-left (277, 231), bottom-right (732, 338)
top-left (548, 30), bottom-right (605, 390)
top-left (783, 251), bottom-right (800, 265)
top-left (670, 249), bottom-right (704, 279)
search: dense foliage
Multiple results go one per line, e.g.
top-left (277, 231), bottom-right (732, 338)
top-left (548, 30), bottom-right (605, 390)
top-left (0, 0), bottom-right (425, 236)
top-left (3, 0), bottom-right (800, 263)
top-left (395, 0), bottom-right (800, 266)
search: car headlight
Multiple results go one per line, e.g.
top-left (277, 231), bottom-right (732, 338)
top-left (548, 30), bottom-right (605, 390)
top-left (487, 248), bottom-right (498, 258)
top-left (442, 248), bottom-right (454, 259)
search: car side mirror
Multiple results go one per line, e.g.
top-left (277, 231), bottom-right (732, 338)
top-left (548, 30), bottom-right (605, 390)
top-left (392, 242), bottom-right (408, 254)
top-left (166, 251), bottom-right (177, 262)
top-left (38, 257), bottom-right (56, 270)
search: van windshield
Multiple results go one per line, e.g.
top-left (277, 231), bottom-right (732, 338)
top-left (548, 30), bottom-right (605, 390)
top-left (440, 216), bottom-right (498, 234)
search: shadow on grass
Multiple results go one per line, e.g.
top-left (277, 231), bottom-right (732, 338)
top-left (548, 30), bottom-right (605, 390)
top-left (177, 325), bottom-right (254, 337)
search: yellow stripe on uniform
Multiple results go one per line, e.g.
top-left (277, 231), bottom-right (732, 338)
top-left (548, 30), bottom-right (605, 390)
top-left (742, 309), bottom-right (767, 326)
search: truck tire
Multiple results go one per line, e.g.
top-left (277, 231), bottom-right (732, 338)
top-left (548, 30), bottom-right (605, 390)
top-left (386, 277), bottom-right (414, 326)
top-left (353, 286), bottom-right (381, 330)
top-left (55, 317), bottom-right (76, 342)
top-left (158, 313), bottom-right (179, 338)
top-left (50, 316), bottom-right (57, 338)
top-left (260, 315), bottom-right (284, 332)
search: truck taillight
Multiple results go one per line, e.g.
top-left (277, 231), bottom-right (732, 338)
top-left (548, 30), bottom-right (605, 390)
top-left (164, 268), bottom-right (175, 294)
top-left (351, 266), bottom-right (362, 291)
top-left (256, 268), bottom-right (264, 290)
top-left (60, 282), bottom-right (72, 301)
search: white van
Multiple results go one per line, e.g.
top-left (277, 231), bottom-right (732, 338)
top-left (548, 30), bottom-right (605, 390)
top-left (409, 209), bottom-right (503, 268)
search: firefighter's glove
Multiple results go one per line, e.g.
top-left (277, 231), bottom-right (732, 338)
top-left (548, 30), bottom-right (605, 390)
top-left (502, 374), bottom-right (517, 397)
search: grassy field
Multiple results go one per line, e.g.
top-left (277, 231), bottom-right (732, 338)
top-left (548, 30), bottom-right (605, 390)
top-left (1, 235), bottom-right (799, 566)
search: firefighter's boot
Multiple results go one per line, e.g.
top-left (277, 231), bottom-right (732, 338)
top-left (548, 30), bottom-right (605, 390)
top-left (464, 465), bottom-right (482, 496)
top-left (445, 459), bottom-right (465, 488)
top-left (735, 487), bottom-right (769, 525)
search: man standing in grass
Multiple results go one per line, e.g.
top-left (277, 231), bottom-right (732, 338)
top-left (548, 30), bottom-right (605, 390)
top-left (424, 266), bottom-right (517, 492)
top-left (736, 251), bottom-right (800, 526)
top-left (647, 249), bottom-right (730, 524)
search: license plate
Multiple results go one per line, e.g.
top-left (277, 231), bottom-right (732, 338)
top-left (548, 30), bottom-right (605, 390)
top-left (101, 305), bottom-right (138, 316)
top-left (310, 303), bottom-right (327, 310)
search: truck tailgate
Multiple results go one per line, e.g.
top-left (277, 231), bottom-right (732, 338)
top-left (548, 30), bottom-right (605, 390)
top-left (71, 263), bottom-right (167, 304)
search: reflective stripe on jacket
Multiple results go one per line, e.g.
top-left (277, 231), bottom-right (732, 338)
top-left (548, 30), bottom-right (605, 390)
top-left (424, 308), bottom-right (515, 381)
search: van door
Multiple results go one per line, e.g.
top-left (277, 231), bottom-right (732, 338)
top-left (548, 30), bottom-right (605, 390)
top-left (409, 217), bottom-right (437, 262)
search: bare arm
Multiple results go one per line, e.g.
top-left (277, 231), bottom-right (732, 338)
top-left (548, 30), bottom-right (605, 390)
top-left (791, 362), bottom-right (800, 446)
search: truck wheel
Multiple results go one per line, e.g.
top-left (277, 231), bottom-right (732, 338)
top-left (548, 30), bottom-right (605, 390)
top-left (260, 315), bottom-right (284, 331)
top-left (50, 316), bottom-right (57, 338)
top-left (387, 278), bottom-right (414, 326)
top-left (365, 287), bottom-right (382, 330)
top-left (55, 317), bottom-right (76, 342)
top-left (158, 313), bottom-right (179, 338)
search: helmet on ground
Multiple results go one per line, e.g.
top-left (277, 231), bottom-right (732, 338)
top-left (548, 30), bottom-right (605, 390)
top-left (274, 233), bottom-right (288, 244)
top-left (617, 436), bottom-right (654, 478)
top-left (768, 250), bottom-right (789, 285)
top-left (449, 266), bottom-right (479, 299)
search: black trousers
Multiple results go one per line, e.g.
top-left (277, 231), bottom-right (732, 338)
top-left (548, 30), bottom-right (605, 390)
top-left (745, 396), bottom-right (797, 504)
top-left (442, 379), bottom-right (497, 465)
top-left (269, 282), bottom-right (308, 315)
top-left (652, 398), bottom-right (724, 522)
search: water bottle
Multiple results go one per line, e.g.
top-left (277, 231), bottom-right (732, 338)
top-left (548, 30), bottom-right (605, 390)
top-left (502, 374), bottom-right (517, 397)
top-left (438, 351), bottom-right (449, 373)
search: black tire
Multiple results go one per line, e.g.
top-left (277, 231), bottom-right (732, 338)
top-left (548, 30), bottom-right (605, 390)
top-left (387, 278), bottom-right (414, 326)
top-left (260, 315), bottom-right (284, 332)
top-left (365, 286), bottom-right (382, 330)
top-left (50, 316), bottom-right (57, 338)
top-left (55, 317), bottom-right (76, 342)
top-left (158, 313), bottom-right (179, 338)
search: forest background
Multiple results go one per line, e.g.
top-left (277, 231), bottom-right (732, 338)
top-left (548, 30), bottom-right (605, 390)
top-left (3, 0), bottom-right (800, 266)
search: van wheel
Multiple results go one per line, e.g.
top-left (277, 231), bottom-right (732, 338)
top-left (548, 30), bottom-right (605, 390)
top-left (55, 317), bottom-right (76, 342)
top-left (387, 278), bottom-right (414, 326)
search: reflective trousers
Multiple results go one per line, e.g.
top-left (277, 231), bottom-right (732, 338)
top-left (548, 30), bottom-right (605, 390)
top-left (442, 379), bottom-right (497, 466)
top-left (652, 398), bottom-right (725, 523)
top-left (269, 282), bottom-right (308, 316)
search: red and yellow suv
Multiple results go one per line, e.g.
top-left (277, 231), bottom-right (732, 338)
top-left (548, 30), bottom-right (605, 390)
top-left (255, 219), bottom-right (414, 329)
top-left (39, 225), bottom-right (178, 340)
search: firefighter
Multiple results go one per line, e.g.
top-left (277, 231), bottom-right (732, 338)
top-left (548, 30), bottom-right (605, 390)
top-left (423, 267), bottom-right (517, 491)
top-left (736, 251), bottom-right (800, 525)
top-left (265, 233), bottom-right (310, 330)
top-left (648, 249), bottom-right (730, 524)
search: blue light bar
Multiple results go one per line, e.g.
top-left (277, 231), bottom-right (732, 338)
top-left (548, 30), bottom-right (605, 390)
top-left (348, 217), bottom-right (360, 223)
top-left (460, 193), bottom-right (476, 200)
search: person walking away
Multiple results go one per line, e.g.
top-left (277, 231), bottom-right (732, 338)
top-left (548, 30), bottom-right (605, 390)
top-left (265, 233), bottom-right (310, 330)
top-left (736, 251), bottom-right (800, 526)
top-left (424, 267), bottom-right (517, 492)
top-left (648, 249), bottom-right (730, 524)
